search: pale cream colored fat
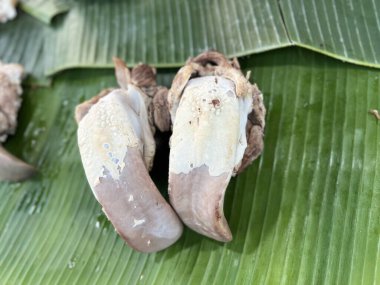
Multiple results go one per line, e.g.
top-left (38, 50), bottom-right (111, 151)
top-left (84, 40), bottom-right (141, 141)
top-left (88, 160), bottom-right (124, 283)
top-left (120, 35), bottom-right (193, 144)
top-left (77, 89), bottom-right (153, 189)
top-left (169, 76), bottom-right (252, 176)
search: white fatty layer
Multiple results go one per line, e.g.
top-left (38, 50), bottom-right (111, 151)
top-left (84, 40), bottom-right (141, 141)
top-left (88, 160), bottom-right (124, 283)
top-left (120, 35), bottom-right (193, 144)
top-left (169, 76), bottom-right (252, 176)
top-left (78, 90), bottom-right (142, 189)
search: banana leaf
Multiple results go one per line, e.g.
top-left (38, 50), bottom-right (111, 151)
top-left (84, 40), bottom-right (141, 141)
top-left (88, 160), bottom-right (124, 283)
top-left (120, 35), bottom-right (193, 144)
top-left (0, 48), bottom-right (379, 284)
top-left (44, 0), bottom-right (380, 74)
top-left (280, 0), bottom-right (380, 68)
top-left (19, 0), bottom-right (71, 24)
top-left (44, 0), bottom-right (289, 74)
top-left (0, 12), bottom-right (49, 85)
top-left (2, 0), bottom-right (379, 85)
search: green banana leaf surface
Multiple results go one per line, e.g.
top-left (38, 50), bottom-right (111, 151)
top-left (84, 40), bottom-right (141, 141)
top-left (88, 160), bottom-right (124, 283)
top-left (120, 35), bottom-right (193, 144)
top-left (0, 12), bottom-right (48, 85)
top-left (2, 0), bottom-right (380, 85)
top-left (0, 48), bottom-right (379, 285)
top-left (19, 0), bottom-right (71, 24)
